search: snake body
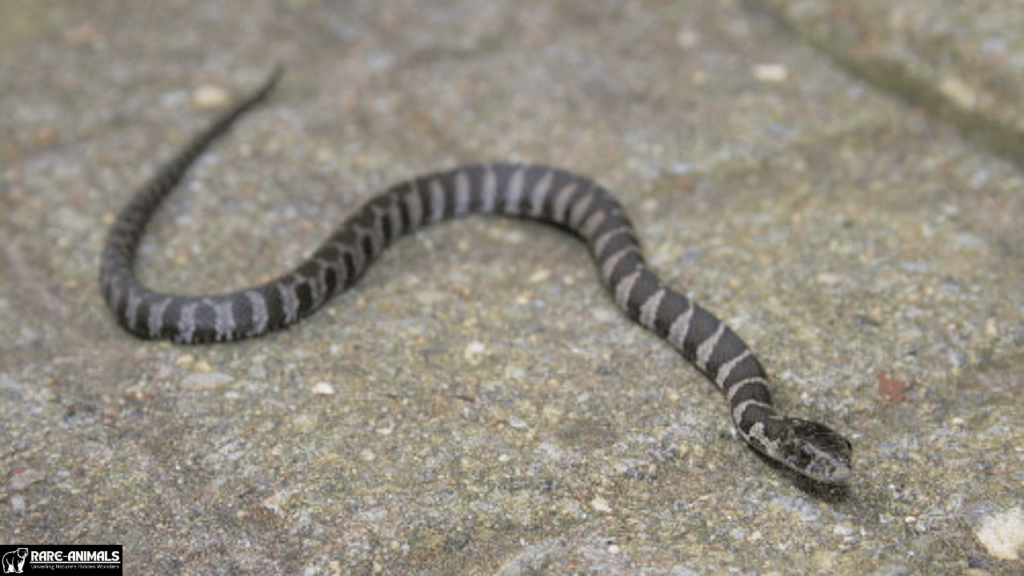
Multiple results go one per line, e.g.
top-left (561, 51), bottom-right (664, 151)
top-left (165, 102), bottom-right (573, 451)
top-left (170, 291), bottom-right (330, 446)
top-left (101, 69), bottom-right (852, 484)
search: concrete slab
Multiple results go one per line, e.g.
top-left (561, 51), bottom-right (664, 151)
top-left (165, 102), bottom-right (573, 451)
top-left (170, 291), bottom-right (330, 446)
top-left (2, 0), bottom-right (1021, 574)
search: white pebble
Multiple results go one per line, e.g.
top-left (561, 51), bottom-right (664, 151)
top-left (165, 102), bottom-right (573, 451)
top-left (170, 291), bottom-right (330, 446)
top-left (753, 63), bottom-right (789, 82)
top-left (507, 415), bottom-right (528, 429)
top-left (311, 382), bottom-right (336, 395)
top-left (192, 84), bottom-right (231, 109)
top-left (977, 507), bottom-right (1024, 560)
top-left (464, 340), bottom-right (486, 363)
top-left (527, 268), bottom-right (551, 283)
top-left (591, 495), bottom-right (612, 513)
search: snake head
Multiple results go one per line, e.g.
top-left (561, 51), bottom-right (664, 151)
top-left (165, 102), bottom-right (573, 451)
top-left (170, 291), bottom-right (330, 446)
top-left (778, 417), bottom-right (853, 484)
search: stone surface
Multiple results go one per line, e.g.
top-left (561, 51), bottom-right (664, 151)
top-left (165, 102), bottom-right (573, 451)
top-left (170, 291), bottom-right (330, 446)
top-left (1, 0), bottom-right (1021, 574)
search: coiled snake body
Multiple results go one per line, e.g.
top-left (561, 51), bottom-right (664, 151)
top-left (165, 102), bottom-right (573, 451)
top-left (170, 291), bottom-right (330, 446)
top-left (101, 69), bottom-right (852, 484)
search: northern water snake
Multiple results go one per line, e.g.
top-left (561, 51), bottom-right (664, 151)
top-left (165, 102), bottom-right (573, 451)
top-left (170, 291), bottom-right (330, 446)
top-left (100, 68), bottom-right (853, 484)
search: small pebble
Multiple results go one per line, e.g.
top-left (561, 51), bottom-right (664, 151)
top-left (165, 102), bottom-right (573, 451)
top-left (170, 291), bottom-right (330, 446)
top-left (527, 268), bottom-right (551, 283)
top-left (976, 507), bottom-right (1024, 560)
top-left (10, 494), bottom-right (26, 515)
top-left (591, 495), bottom-right (612, 513)
top-left (464, 340), bottom-right (486, 363)
top-left (507, 415), bottom-right (528, 429)
top-left (311, 382), bottom-right (336, 395)
top-left (939, 75), bottom-right (978, 110)
top-left (753, 63), bottom-right (789, 82)
top-left (192, 84), bottom-right (231, 109)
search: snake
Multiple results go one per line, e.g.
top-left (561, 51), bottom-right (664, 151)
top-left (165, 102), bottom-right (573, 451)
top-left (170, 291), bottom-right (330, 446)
top-left (100, 68), bottom-right (852, 485)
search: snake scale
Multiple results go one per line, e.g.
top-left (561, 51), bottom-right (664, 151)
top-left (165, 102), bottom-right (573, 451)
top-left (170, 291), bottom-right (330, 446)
top-left (100, 68), bottom-right (852, 484)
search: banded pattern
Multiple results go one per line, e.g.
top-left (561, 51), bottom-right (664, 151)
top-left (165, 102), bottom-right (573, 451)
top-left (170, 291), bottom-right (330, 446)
top-left (100, 69), bottom-right (852, 484)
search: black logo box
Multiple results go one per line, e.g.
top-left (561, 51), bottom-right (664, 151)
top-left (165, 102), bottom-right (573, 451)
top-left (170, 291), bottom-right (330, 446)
top-left (1, 544), bottom-right (122, 574)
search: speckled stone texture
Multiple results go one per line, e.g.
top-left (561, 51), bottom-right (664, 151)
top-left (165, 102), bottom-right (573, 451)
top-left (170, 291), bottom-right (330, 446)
top-left (1, 1), bottom-right (1021, 574)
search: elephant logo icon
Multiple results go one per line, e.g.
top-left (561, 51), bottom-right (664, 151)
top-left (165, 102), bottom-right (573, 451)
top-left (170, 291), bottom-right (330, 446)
top-left (1, 548), bottom-right (27, 574)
